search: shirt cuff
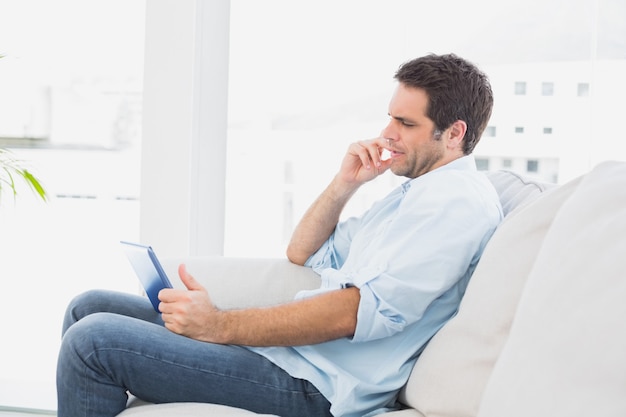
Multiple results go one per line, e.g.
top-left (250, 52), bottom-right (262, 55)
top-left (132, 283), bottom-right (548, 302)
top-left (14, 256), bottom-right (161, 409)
top-left (352, 283), bottom-right (407, 343)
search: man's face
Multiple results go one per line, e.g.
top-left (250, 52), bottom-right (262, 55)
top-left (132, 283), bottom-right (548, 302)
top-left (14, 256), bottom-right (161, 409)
top-left (382, 84), bottom-right (448, 179)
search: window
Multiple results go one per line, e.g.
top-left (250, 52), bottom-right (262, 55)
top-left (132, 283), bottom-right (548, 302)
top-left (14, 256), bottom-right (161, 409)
top-left (578, 82), bottom-right (590, 97)
top-left (527, 159), bottom-right (539, 173)
top-left (542, 82), bottom-right (555, 96)
top-left (0, 5), bottom-right (143, 150)
top-left (476, 158), bottom-right (490, 171)
top-left (0, 1), bottom-right (145, 411)
top-left (226, 0), bottom-right (626, 259)
top-left (543, 127), bottom-right (553, 134)
top-left (502, 159), bottom-right (513, 169)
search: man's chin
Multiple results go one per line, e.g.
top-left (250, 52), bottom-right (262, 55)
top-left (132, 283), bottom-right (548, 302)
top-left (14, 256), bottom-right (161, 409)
top-left (390, 164), bottom-right (409, 178)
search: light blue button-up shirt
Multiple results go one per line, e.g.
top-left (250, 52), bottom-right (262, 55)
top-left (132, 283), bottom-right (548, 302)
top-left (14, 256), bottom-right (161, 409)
top-left (250, 155), bottom-right (502, 416)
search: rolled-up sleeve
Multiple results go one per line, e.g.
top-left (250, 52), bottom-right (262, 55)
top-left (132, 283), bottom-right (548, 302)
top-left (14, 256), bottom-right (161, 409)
top-left (305, 215), bottom-right (362, 273)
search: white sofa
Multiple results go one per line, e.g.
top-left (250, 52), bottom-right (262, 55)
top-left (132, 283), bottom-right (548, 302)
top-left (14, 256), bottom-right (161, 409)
top-left (119, 161), bottom-right (626, 417)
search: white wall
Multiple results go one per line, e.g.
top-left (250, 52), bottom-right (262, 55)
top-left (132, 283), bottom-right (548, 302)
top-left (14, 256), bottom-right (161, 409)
top-left (140, 0), bottom-right (230, 258)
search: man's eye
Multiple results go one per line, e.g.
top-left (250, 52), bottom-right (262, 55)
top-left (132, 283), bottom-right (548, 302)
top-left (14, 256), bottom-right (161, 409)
top-left (388, 115), bottom-right (415, 127)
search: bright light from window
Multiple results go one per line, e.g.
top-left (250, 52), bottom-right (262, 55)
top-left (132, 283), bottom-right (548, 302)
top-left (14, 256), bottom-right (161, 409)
top-left (0, 1), bottom-right (145, 410)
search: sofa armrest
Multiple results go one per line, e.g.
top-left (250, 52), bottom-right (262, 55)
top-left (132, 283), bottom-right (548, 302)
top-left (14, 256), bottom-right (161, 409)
top-left (160, 256), bottom-right (320, 310)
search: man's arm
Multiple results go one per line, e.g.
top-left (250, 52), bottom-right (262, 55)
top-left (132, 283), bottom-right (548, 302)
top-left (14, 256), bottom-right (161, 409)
top-left (285, 177), bottom-right (357, 266)
top-left (286, 138), bottom-right (392, 265)
top-left (159, 264), bottom-right (361, 346)
top-left (159, 138), bottom-right (391, 346)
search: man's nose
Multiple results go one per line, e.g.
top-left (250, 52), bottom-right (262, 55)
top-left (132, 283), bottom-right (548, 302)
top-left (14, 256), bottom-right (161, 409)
top-left (381, 125), bottom-right (397, 145)
top-left (380, 124), bottom-right (392, 142)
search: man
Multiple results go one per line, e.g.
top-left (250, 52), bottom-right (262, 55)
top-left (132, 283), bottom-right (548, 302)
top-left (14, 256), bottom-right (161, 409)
top-left (57, 53), bottom-right (502, 417)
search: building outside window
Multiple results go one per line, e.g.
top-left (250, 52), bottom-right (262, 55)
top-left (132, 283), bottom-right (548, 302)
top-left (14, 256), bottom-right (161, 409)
top-left (542, 81), bottom-right (555, 96)
top-left (578, 82), bottom-right (590, 97)
top-left (475, 158), bottom-right (490, 171)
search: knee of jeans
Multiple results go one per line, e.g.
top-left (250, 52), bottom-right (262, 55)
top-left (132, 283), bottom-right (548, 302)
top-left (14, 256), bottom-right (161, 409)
top-left (58, 312), bottom-right (122, 383)
top-left (62, 289), bottom-right (113, 336)
top-left (61, 312), bottom-right (119, 356)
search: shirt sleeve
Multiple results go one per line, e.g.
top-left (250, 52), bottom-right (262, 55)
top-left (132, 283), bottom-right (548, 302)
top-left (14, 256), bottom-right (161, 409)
top-left (349, 175), bottom-right (500, 343)
top-left (304, 215), bottom-right (362, 272)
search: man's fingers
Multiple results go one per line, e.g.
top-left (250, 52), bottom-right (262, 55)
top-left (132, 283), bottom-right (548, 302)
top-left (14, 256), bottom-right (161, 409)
top-left (355, 138), bottom-right (385, 169)
top-left (354, 141), bottom-right (374, 169)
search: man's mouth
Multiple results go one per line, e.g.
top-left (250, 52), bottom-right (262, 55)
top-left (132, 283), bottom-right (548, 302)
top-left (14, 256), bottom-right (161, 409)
top-left (387, 149), bottom-right (404, 159)
top-left (382, 146), bottom-right (403, 161)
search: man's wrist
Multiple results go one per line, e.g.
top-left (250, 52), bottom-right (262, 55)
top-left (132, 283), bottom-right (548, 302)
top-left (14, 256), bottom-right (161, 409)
top-left (328, 175), bottom-right (360, 203)
top-left (201, 309), bottom-right (233, 345)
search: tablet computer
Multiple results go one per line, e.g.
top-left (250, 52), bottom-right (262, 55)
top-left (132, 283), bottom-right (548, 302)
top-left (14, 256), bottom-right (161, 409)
top-left (121, 241), bottom-right (173, 312)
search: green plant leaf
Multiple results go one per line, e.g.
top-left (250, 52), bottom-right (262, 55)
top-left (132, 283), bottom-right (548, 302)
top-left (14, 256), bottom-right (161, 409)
top-left (0, 148), bottom-right (48, 203)
top-left (0, 166), bottom-right (18, 196)
top-left (22, 169), bottom-right (48, 200)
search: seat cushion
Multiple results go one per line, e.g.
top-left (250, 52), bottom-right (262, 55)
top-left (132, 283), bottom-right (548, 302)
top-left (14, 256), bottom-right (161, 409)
top-left (477, 161), bottom-right (626, 417)
top-left (118, 402), bottom-right (278, 416)
top-left (400, 171), bottom-right (577, 417)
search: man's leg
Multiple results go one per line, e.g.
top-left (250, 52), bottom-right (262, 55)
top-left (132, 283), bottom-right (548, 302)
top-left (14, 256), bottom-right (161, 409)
top-left (62, 289), bottom-right (163, 335)
top-left (57, 292), bottom-right (332, 417)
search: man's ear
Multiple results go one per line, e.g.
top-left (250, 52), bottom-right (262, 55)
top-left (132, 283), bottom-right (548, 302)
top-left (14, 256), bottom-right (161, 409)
top-left (446, 120), bottom-right (467, 151)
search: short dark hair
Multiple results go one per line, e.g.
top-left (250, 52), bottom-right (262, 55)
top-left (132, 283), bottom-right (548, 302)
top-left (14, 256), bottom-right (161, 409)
top-left (394, 54), bottom-right (493, 154)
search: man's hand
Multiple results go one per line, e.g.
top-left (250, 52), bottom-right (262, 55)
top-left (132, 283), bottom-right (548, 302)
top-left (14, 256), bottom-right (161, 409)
top-left (338, 137), bottom-right (392, 187)
top-left (286, 137), bottom-right (392, 265)
top-left (158, 264), bottom-right (224, 343)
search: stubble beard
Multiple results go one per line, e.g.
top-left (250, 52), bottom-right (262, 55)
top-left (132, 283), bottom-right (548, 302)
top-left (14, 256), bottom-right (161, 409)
top-left (392, 144), bottom-right (445, 179)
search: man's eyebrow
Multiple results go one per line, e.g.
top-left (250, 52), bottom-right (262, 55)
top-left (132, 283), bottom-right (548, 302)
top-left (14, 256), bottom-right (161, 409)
top-left (388, 113), bottom-right (416, 125)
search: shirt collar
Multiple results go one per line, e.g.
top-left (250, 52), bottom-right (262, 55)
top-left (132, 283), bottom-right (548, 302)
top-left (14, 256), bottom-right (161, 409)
top-left (400, 154), bottom-right (477, 193)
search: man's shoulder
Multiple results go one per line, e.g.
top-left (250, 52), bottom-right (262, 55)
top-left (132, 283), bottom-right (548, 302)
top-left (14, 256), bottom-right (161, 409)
top-left (411, 167), bottom-right (493, 194)
top-left (407, 168), bottom-right (502, 215)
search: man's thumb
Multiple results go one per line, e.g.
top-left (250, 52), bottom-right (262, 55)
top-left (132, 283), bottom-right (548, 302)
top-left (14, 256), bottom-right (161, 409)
top-left (178, 264), bottom-right (204, 291)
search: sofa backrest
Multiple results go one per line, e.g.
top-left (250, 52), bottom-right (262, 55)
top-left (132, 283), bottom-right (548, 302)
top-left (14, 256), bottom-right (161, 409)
top-left (484, 170), bottom-right (554, 217)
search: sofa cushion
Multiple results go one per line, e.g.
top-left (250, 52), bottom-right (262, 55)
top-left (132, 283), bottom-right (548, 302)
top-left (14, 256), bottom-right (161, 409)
top-left (399, 171), bottom-right (579, 417)
top-left (160, 257), bottom-right (320, 310)
top-left (477, 161), bottom-right (626, 417)
top-left (118, 402), bottom-right (278, 416)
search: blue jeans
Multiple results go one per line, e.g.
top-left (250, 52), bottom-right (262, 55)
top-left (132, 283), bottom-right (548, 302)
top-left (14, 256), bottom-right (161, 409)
top-left (57, 290), bottom-right (332, 417)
